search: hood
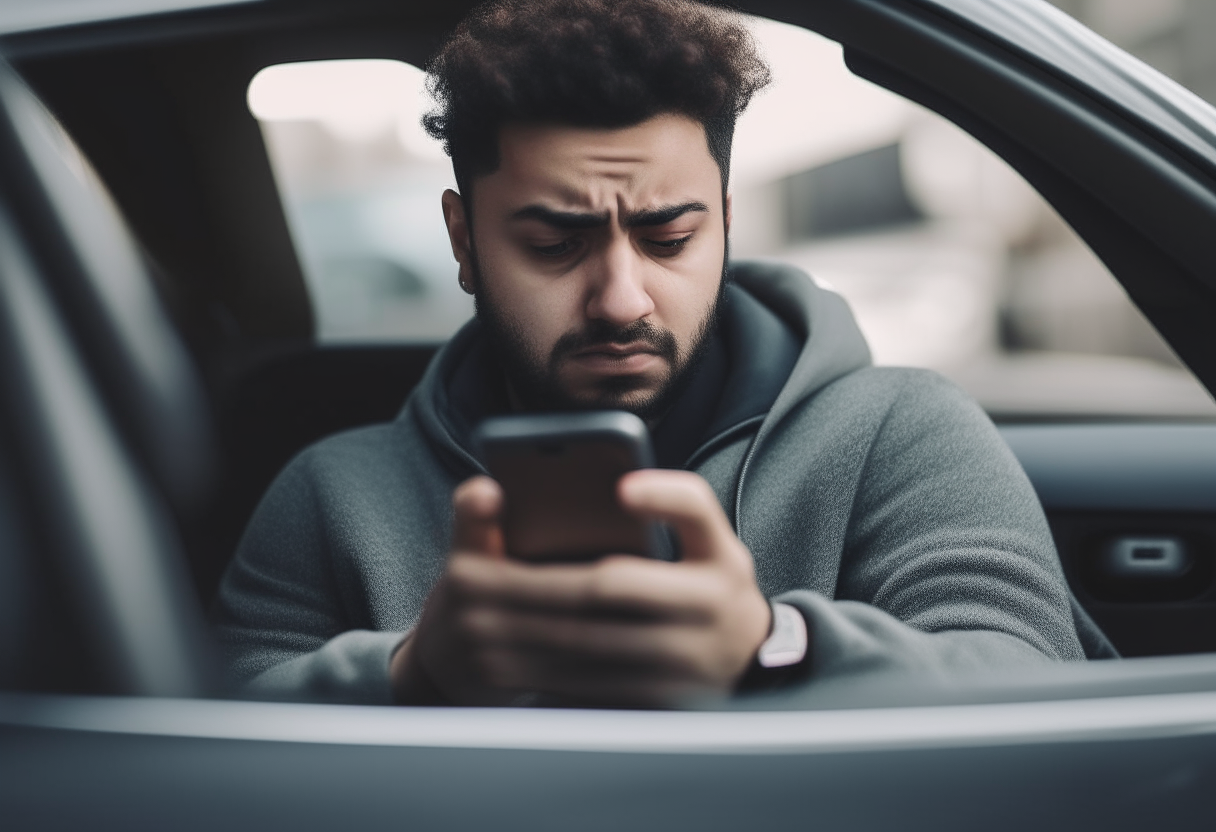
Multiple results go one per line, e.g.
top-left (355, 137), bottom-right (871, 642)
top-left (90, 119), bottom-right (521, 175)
top-left (723, 260), bottom-right (872, 522)
top-left (730, 259), bottom-right (871, 433)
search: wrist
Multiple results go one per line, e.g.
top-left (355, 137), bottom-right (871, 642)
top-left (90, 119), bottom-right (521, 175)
top-left (390, 633), bottom-right (448, 706)
top-left (736, 601), bottom-right (810, 694)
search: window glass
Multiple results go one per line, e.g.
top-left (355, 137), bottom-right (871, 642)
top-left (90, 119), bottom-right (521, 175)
top-left (728, 16), bottom-right (1216, 421)
top-left (249, 59), bottom-right (471, 343)
top-left (250, 15), bottom-right (1216, 419)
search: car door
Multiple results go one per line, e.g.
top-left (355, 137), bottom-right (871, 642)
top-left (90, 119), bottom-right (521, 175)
top-left (3, 1), bottom-right (1216, 830)
top-left (809, 0), bottom-right (1216, 661)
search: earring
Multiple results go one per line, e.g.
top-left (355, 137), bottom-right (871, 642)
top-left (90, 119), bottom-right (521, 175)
top-left (458, 275), bottom-right (471, 293)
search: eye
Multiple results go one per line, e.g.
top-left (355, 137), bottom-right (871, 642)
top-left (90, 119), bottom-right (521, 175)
top-left (531, 239), bottom-right (579, 258)
top-left (646, 234), bottom-right (693, 255)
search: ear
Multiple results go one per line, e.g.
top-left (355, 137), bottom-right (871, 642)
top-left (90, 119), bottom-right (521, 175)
top-left (442, 188), bottom-right (476, 294)
top-left (724, 191), bottom-right (733, 236)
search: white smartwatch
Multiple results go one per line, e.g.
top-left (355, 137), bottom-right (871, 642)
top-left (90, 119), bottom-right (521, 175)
top-left (758, 602), bottom-right (808, 667)
top-left (739, 601), bottom-right (809, 692)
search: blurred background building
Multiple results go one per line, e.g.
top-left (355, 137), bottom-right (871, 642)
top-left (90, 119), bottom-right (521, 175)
top-left (249, 1), bottom-right (1216, 420)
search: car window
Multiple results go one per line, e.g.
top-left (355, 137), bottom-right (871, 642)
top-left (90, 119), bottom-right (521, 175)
top-left (249, 15), bottom-right (1216, 421)
top-left (248, 59), bottom-right (472, 344)
top-left (6, 0), bottom-right (1216, 740)
top-left (728, 15), bottom-right (1216, 422)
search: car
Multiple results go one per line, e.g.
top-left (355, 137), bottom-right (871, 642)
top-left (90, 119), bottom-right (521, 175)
top-left (2, 0), bottom-right (1216, 828)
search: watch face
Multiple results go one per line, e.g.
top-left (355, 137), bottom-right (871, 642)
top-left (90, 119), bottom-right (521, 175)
top-left (758, 602), bottom-right (808, 669)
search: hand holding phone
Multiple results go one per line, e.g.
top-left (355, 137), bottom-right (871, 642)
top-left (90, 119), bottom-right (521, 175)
top-left (392, 467), bottom-right (772, 707)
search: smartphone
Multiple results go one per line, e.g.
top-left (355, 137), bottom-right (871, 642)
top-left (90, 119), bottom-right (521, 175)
top-left (473, 411), bottom-right (663, 562)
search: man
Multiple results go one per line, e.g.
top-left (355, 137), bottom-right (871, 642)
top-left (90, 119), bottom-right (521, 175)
top-left (215, 0), bottom-right (1102, 707)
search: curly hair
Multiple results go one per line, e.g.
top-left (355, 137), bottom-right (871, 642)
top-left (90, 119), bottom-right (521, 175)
top-left (423, 0), bottom-right (770, 201)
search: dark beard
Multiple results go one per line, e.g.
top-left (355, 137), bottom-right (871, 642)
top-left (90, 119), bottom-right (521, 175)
top-left (471, 254), bottom-right (726, 421)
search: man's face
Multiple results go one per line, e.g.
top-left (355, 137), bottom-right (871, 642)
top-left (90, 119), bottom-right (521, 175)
top-left (442, 113), bottom-right (730, 418)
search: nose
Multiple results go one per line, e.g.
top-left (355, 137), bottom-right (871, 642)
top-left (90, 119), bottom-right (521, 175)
top-left (583, 235), bottom-right (655, 326)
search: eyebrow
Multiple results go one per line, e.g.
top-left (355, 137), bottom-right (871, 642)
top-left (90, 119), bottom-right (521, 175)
top-left (510, 200), bottom-right (710, 230)
top-left (510, 205), bottom-right (610, 229)
top-left (625, 201), bottom-right (710, 228)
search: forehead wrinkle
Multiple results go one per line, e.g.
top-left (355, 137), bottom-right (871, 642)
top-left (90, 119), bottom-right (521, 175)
top-left (582, 162), bottom-right (639, 189)
top-left (539, 178), bottom-right (634, 220)
top-left (532, 158), bottom-right (702, 224)
top-left (527, 178), bottom-right (613, 215)
top-left (551, 181), bottom-right (598, 207)
top-left (585, 151), bottom-right (648, 165)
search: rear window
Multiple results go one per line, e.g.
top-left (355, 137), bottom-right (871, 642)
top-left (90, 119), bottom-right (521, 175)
top-left (249, 21), bottom-right (1216, 421)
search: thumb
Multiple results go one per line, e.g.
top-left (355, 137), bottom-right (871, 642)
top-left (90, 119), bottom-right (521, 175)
top-left (451, 476), bottom-right (505, 557)
top-left (618, 470), bottom-right (736, 563)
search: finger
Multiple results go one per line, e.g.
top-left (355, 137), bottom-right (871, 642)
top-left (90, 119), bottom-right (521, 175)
top-left (475, 645), bottom-right (709, 707)
top-left (451, 476), bottom-right (505, 556)
top-left (618, 470), bottom-right (735, 562)
top-left (463, 606), bottom-right (715, 670)
top-left (450, 555), bottom-right (718, 620)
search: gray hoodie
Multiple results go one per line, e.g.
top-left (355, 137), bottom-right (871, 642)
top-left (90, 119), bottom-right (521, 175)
top-left (213, 261), bottom-right (1088, 705)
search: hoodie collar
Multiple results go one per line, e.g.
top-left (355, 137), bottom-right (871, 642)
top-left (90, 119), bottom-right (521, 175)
top-left (403, 261), bottom-right (871, 476)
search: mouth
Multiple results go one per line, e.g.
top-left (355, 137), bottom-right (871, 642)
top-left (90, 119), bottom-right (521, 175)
top-left (568, 341), bottom-right (664, 374)
top-left (573, 341), bottom-right (658, 359)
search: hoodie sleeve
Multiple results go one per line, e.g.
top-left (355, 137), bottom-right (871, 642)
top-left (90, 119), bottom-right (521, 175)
top-left (211, 448), bottom-right (406, 705)
top-left (783, 369), bottom-right (1086, 682)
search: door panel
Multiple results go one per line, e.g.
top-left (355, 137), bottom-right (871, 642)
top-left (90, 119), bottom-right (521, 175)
top-left (1001, 423), bottom-right (1216, 656)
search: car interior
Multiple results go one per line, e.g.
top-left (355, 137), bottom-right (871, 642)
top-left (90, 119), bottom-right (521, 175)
top-left (8, 2), bottom-right (1216, 828)
top-left (2, 0), bottom-right (1216, 704)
